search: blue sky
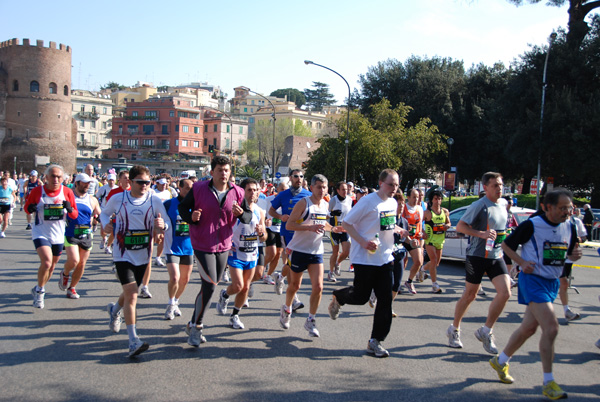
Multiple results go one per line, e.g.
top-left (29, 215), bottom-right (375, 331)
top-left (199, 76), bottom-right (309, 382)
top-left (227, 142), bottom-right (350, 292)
top-left (0, 0), bottom-right (576, 103)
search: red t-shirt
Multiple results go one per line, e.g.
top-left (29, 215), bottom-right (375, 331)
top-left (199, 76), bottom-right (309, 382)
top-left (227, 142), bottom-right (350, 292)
top-left (106, 186), bottom-right (130, 202)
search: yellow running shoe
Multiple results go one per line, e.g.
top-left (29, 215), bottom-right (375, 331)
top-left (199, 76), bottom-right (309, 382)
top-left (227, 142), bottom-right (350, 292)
top-left (542, 381), bottom-right (567, 400)
top-left (489, 356), bottom-right (514, 384)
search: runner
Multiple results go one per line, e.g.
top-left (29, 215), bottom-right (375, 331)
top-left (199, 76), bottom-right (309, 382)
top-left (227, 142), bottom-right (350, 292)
top-left (402, 188), bottom-right (425, 294)
top-left (177, 155), bottom-right (251, 346)
top-left (280, 174), bottom-right (342, 337)
top-left (24, 170), bottom-right (43, 230)
top-left (217, 178), bottom-right (267, 329)
top-left (59, 173), bottom-right (102, 299)
top-left (104, 170), bottom-right (131, 255)
top-left (446, 172), bottom-right (510, 354)
top-left (263, 182), bottom-right (287, 284)
top-left (153, 177), bottom-right (175, 267)
top-left (491, 189), bottom-right (581, 400)
top-left (327, 181), bottom-right (353, 282)
top-left (24, 164), bottom-right (79, 309)
top-left (328, 169), bottom-right (409, 356)
top-left (558, 209), bottom-right (587, 322)
top-left (422, 189), bottom-right (450, 293)
top-left (95, 173), bottom-right (118, 250)
top-left (83, 164), bottom-right (99, 196)
top-left (162, 178), bottom-right (194, 320)
top-left (102, 165), bottom-right (169, 357)
top-left (18, 173), bottom-right (27, 210)
top-left (0, 176), bottom-right (14, 238)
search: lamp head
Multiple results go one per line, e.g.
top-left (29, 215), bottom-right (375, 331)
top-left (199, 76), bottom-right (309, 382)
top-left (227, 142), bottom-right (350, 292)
top-left (304, 60), bottom-right (313, 65)
top-left (550, 32), bottom-right (557, 42)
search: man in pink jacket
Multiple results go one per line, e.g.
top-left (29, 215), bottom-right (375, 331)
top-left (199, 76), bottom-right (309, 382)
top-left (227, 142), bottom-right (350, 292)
top-left (178, 155), bottom-right (252, 346)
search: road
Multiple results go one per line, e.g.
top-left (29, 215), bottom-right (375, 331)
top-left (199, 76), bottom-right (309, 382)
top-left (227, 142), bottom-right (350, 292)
top-left (0, 210), bottom-right (599, 401)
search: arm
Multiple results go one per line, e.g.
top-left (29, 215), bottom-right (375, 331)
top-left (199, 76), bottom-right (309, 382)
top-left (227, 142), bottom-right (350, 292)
top-left (342, 220), bottom-right (377, 252)
top-left (236, 196), bottom-right (252, 224)
top-left (63, 188), bottom-right (79, 220)
top-left (456, 220), bottom-right (495, 241)
top-left (24, 186), bottom-right (41, 214)
top-left (257, 209), bottom-right (268, 243)
top-left (178, 187), bottom-right (198, 224)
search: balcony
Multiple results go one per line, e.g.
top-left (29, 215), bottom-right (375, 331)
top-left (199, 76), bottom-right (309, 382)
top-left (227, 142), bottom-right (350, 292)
top-left (124, 115), bottom-right (159, 121)
top-left (78, 111), bottom-right (100, 120)
top-left (77, 139), bottom-right (99, 149)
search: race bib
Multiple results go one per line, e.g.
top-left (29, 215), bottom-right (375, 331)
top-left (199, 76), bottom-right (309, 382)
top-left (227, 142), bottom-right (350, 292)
top-left (542, 241), bottom-right (567, 266)
top-left (311, 213), bottom-right (327, 226)
top-left (494, 230), bottom-right (507, 245)
top-left (74, 224), bottom-right (92, 239)
top-left (379, 210), bottom-right (396, 231)
top-left (124, 230), bottom-right (150, 250)
top-left (0, 197), bottom-right (9, 204)
top-left (272, 217), bottom-right (282, 227)
top-left (175, 220), bottom-right (189, 237)
top-left (432, 223), bottom-right (445, 234)
top-left (238, 233), bottom-right (258, 253)
top-left (44, 204), bottom-right (64, 221)
top-left (408, 223), bottom-right (417, 236)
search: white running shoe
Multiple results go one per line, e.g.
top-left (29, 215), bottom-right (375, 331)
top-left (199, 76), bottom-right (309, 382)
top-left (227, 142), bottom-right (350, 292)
top-left (165, 304), bottom-right (176, 320)
top-left (432, 283), bottom-right (443, 294)
top-left (564, 308), bottom-right (581, 322)
top-left (327, 271), bottom-right (337, 283)
top-left (155, 257), bottom-right (166, 267)
top-left (128, 338), bottom-right (149, 357)
top-left (59, 270), bottom-right (69, 291)
top-left (446, 325), bottom-right (463, 348)
top-left (187, 323), bottom-right (206, 347)
top-left (139, 286), bottom-right (152, 299)
top-left (229, 315), bottom-right (245, 329)
top-left (304, 318), bottom-right (320, 337)
top-left (31, 287), bottom-right (45, 309)
top-left (173, 303), bottom-right (182, 317)
top-left (99, 236), bottom-right (106, 250)
top-left (368, 290), bottom-right (377, 308)
top-left (0, 232), bottom-right (5, 238)
top-left (333, 263), bottom-right (341, 277)
top-left (105, 245), bottom-right (113, 254)
top-left (222, 268), bottom-right (230, 283)
top-left (66, 287), bottom-right (80, 299)
top-left (367, 339), bottom-right (389, 357)
top-left (292, 294), bottom-right (304, 312)
top-left (262, 274), bottom-right (275, 285)
top-left (107, 303), bottom-right (122, 333)
top-left (274, 273), bottom-right (285, 295)
top-left (279, 305), bottom-right (291, 329)
top-left (474, 326), bottom-right (498, 354)
top-left (243, 299), bottom-right (249, 308)
top-left (216, 289), bottom-right (229, 315)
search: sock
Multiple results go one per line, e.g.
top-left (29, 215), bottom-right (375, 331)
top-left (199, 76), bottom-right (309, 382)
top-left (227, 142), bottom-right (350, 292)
top-left (174, 298), bottom-right (179, 305)
top-left (308, 313), bottom-right (315, 321)
top-left (432, 281), bottom-right (438, 285)
top-left (169, 297), bottom-right (176, 305)
top-left (563, 305), bottom-right (569, 313)
top-left (222, 290), bottom-right (229, 299)
top-left (35, 285), bottom-right (44, 292)
top-left (284, 304), bottom-right (291, 313)
top-left (482, 325), bottom-right (492, 335)
top-left (498, 352), bottom-right (511, 365)
top-left (231, 307), bottom-right (240, 317)
top-left (111, 302), bottom-right (122, 316)
top-left (449, 324), bottom-right (459, 332)
top-left (407, 278), bottom-right (413, 284)
top-left (543, 372), bottom-right (554, 385)
top-left (126, 324), bottom-right (138, 343)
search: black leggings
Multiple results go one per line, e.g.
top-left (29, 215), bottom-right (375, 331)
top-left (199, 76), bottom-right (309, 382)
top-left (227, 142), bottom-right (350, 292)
top-left (191, 250), bottom-right (229, 326)
top-left (392, 250), bottom-right (406, 292)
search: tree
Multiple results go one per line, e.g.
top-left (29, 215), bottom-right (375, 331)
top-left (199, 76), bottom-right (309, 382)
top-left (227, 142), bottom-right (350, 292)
top-left (304, 82), bottom-right (336, 111)
top-left (508, 0), bottom-right (600, 47)
top-left (100, 81), bottom-right (127, 92)
top-left (305, 99), bottom-right (445, 188)
top-left (270, 88), bottom-right (306, 108)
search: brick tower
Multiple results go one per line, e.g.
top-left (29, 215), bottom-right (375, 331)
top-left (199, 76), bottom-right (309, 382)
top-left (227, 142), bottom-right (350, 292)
top-left (0, 38), bottom-right (76, 174)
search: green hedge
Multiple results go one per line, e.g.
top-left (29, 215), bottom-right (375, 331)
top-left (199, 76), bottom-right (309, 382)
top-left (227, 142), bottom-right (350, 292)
top-left (441, 194), bottom-right (587, 211)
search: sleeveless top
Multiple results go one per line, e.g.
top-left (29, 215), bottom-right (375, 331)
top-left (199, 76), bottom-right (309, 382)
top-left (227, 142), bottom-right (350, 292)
top-left (425, 208), bottom-right (447, 245)
top-left (65, 193), bottom-right (93, 240)
top-left (287, 197), bottom-right (328, 255)
top-left (403, 203), bottom-right (423, 240)
top-left (231, 206), bottom-right (261, 262)
top-left (32, 186), bottom-right (67, 243)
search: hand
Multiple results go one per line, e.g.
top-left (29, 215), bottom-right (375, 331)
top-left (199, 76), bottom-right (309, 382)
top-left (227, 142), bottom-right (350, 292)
top-left (483, 229), bottom-right (496, 240)
top-left (310, 224), bottom-right (325, 234)
top-left (232, 202), bottom-right (243, 217)
top-left (154, 213), bottom-right (165, 230)
top-left (521, 260), bottom-right (536, 274)
top-left (280, 214), bottom-right (290, 223)
top-left (27, 203), bottom-right (37, 214)
top-left (104, 222), bottom-right (113, 233)
top-left (567, 243), bottom-right (583, 262)
top-left (192, 209), bottom-right (202, 222)
top-left (394, 226), bottom-right (408, 237)
top-left (363, 239), bottom-right (378, 252)
top-left (154, 232), bottom-right (164, 244)
top-left (255, 223), bottom-right (265, 236)
top-left (63, 200), bottom-right (73, 213)
top-left (265, 218), bottom-right (272, 227)
top-left (332, 226), bottom-right (345, 233)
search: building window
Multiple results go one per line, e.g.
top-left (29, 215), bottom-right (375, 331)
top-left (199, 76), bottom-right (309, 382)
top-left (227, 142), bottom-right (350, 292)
top-left (226, 138), bottom-right (230, 148)
top-left (127, 139), bottom-right (138, 147)
top-left (226, 125), bottom-right (230, 133)
top-left (17, 111), bottom-right (20, 117)
top-left (169, 111), bottom-right (175, 117)
top-left (175, 125), bottom-right (179, 132)
top-left (175, 139), bottom-right (179, 146)
top-left (57, 114), bottom-right (61, 119)
top-left (145, 111), bottom-right (157, 117)
top-left (317, 122), bottom-right (322, 129)
top-left (132, 111), bottom-right (138, 117)
top-left (251, 108), bottom-right (254, 113)
top-left (92, 106), bottom-right (96, 114)
top-left (194, 126), bottom-right (200, 134)
top-left (12, 80), bottom-right (18, 91)
top-left (38, 112), bottom-right (42, 117)
top-left (178, 111), bottom-right (188, 118)
top-left (203, 138), bottom-right (208, 146)
top-left (131, 154), bottom-right (136, 160)
top-left (213, 124), bottom-right (218, 132)
top-left (161, 140), bottom-right (169, 149)
top-left (249, 117), bottom-right (254, 123)
top-left (80, 119), bottom-right (85, 128)
top-left (103, 107), bottom-right (107, 114)
top-left (81, 105), bottom-right (86, 112)
top-left (213, 138), bottom-right (217, 146)
top-left (49, 82), bottom-right (57, 94)
top-left (127, 125), bottom-right (138, 133)
top-left (239, 126), bottom-right (243, 134)
top-left (63, 85), bottom-right (69, 96)
top-left (91, 121), bottom-right (96, 129)
top-left (182, 140), bottom-right (188, 147)
top-left (30, 81), bottom-right (39, 92)
top-left (244, 108), bottom-right (247, 113)
top-left (205, 125), bottom-right (208, 132)
top-left (162, 125), bottom-right (168, 134)
top-left (102, 121), bottom-right (107, 129)
top-left (182, 125), bottom-right (189, 133)
top-left (143, 125), bottom-right (154, 134)
top-left (143, 139), bottom-right (154, 146)
top-left (194, 141), bottom-right (200, 148)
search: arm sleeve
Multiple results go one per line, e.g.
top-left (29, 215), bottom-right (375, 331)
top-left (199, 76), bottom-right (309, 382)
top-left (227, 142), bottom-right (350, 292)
top-left (237, 195), bottom-right (253, 224)
top-left (178, 188), bottom-right (196, 224)
top-left (24, 186), bottom-right (42, 214)
top-left (503, 219), bottom-right (534, 251)
top-left (64, 188), bottom-right (79, 220)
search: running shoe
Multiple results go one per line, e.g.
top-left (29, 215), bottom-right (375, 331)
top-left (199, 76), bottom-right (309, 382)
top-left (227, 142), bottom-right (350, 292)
top-left (327, 271), bottom-right (337, 283)
top-left (59, 270), bottom-right (69, 291)
top-left (279, 305), bottom-right (291, 329)
top-left (333, 263), bottom-right (341, 277)
top-left (304, 318), bottom-right (320, 337)
top-left (139, 286), bottom-right (152, 299)
top-left (128, 338), bottom-right (149, 357)
top-left (66, 287), bottom-right (80, 299)
top-left (229, 315), bottom-right (245, 329)
top-left (404, 281), bottom-right (417, 294)
top-left (446, 325), bottom-right (463, 348)
top-left (243, 299), bottom-right (250, 308)
top-left (0, 232), bottom-right (5, 238)
top-left (474, 326), bottom-right (498, 354)
top-left (392, 310), bottom-right (398, 318)
top-left (477, 287), bottom-right (487, 297)
top-left (262, 274), bottom-right (275, 285)
top-left (510, 278), bottom-right (518, 288)
top-left (368, 290), bottom-right (377, 308)
top-left (187, 324), bottom-right (206, 347)
top-left (292, 294), bottom-right (304, 312)
top-left (31, 287), bottom-right (45, 309)
top-left (416, 269), bottom-right (424, 283)
top-left (216, 289), bottom-right (229, 315)
top-left (25, 223), bottom-right (32, 230)
top-left (173, 303), bottom-right (182, 317)
top-left (367, 339), bottom-right (389, 358)
top-left (542, 381), bottom-right (567, 400)
top-left (274, 273), bottom-right (285, 295)
top-left (328, 296), bottom-right (341, 320)
top-left (105, 245), bottom-right (112, 254)
top-left (222, 268), bottom-right (230, 283)
top-left (99, 237), bottom-right (105, 249)
top-left (489, 355), bottom-right (514, 384)
top-left (107, 303), bottom-right (122, 333)
top-left (248, 283), bottom-right (254, 298)
top-left (165, 304), bottom-right (176, 320)
top-left (155, 257), bottom-right (166, 267)
top-left (564, 308), bottom-right (581, 322)
top-left (349, 265), bottom-right (354, 272)
top-left (595, 338), bottom-right (600, 349)
top-left (432, 283), bottom-right (443, 294)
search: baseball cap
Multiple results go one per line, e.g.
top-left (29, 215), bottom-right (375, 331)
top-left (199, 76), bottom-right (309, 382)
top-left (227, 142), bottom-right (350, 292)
top-left (30, 170), bottom-right (38, 176)
top-left (75, 173), bottom-right (92, 183)
top-left (347, 181), bottom-right (354, 187)
top-left (357, 186), bottom-right (368, 194)
top-left (157, 178), bottom-right (168, 184)
top-left (107, 174), bottom-right (117, 181)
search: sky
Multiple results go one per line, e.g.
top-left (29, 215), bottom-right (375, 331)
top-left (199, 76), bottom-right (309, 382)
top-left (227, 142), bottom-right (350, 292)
top-left (0, 0), bottom-right (576, 103)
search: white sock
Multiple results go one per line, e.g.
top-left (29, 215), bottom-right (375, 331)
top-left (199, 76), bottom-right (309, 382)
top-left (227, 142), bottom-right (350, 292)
top-left (482, 325), bottom-right (492, 335)
top-left (174, 298), bottom-right (179, 305)
top-left (563, 305), bottom-right (570, 313)
top-left (498, 352), bottom-right (511, 365)
top-left (449, 324), bottom-right (459, 332)
top-left (126, 324), bottom-right (138, 343)
top-left (284, 304), bottom-right (291, 313)
top-left (308, 313), bottom-right (315, 321)
top-left (169, 297), bottom-right (176, 305)
top-left (111, 302), bottom-right (122, 316)
top-left (543, 372), bottom-right (554, 385)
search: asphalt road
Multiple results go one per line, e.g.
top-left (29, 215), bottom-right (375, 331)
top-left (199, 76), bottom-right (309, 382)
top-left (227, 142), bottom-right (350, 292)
top-left (1, 210), bottom-right (599, 402)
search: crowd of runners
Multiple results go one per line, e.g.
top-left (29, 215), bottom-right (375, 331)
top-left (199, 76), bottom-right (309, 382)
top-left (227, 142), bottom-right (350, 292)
top-left (2, 157), bottom-right (598, 400)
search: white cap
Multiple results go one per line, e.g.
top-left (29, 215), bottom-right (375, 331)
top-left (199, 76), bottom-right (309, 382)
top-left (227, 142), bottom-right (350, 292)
top-left (157, 178), bottom-right (168, 184)
top-left (75, 173), bottom-right (92, 183)
top-left (30, 170), bottom-right (38, 176)
top-left (107, 174), bottom-right (117, 181)
top-left (347, 181), bottom-right (354, 187)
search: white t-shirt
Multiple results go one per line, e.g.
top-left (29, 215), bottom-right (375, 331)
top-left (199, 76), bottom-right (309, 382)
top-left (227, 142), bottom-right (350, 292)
top-left (345, 192), bottom-right (397, 266)
top-left (566, 217), bottom-right (586, 264)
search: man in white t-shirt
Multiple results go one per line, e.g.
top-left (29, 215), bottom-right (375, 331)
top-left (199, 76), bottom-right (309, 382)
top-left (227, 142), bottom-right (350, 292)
top-left (328, 169), bottom-right (408, 357)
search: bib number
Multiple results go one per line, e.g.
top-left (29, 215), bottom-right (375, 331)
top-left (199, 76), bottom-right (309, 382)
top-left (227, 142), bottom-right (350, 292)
top-left (543, 241), bottom-right (567, 266)
top-left (379, 210), bottom-right (396, 231)
top-left (44, 204), bottom-right (64, 221)
top-left (74, 225), bottom-right (91, 239)
top-left (124, 230), bottom-right (150, 250)
top-left (239, 233), bottom-right (258, 253)
top-left (0, 197), bottom-right (9, 204)
top-left (175, 221), bottom-right (189, 237)
top-left (494, 231), bottom-right (507, 245)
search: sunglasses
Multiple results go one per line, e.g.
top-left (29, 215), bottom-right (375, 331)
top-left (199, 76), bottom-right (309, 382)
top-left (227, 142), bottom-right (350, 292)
top-left (293, 175), bottom-right (304, 178)
top-left (133, 179), bottom-right (151, 186)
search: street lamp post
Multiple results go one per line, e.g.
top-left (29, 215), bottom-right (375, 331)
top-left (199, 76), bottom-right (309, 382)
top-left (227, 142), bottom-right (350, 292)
top-left (536, 32), bottom-right (558, 211)
top-left (304, 60), bottom-right (351, 182)
top-left (240, 86), bottom-right (276, 182)
top-left (447, 138), bottom-right (454, 210)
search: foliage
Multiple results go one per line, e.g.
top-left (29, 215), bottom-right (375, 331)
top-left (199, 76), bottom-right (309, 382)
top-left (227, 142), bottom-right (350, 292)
top-left (305, 99), bottom-right (445, 187)
top-left (244, 118), bottom-right (304, 170)
top-left (304, 81), bottom-right (336, 111)
top-left (100, 81), bottom-right (127, 92)
top-left (236, 165), bottom-right (262, 180)
top-left (269, 88), bottom-right (306, 108)
top-left (294, 119), bottom-right (313, 137)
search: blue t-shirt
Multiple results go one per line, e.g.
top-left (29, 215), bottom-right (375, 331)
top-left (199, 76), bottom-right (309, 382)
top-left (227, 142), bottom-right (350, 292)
top-left (164, 196), bottom-right (193, 256)
top-left (0, 186), bottom-right (14, 205)
top-left (270, 188), bottom-right (312, 244)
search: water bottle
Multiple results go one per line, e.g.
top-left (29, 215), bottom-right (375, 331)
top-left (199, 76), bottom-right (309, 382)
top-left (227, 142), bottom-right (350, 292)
top-left (368, 233), bottom-right (380, 255)
top-left (485, 237), bottom-right (494, 252)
